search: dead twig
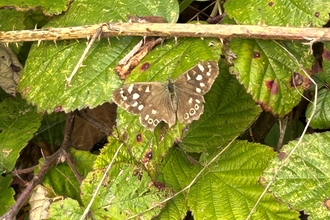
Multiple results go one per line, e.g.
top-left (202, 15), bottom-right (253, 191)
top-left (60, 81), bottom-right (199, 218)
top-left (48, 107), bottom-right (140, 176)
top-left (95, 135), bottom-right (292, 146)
top-left (0, 23), bottom-right (330, 43)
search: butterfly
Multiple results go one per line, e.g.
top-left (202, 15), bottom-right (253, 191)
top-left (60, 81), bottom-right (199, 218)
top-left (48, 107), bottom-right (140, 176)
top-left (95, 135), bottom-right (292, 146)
top-left (112, 61), bottom-right (219, 131)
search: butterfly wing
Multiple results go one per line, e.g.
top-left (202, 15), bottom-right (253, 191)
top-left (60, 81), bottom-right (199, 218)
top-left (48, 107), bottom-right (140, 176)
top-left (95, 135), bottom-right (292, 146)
top-left (174, 61), bottom-right (219, 124)
top-left (112, 82), bottom-right (176, 131)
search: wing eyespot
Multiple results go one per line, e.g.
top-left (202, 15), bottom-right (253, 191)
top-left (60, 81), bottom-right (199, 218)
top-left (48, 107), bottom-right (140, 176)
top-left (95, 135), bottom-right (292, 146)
top-left (189, 108), bottom-right (196, 115)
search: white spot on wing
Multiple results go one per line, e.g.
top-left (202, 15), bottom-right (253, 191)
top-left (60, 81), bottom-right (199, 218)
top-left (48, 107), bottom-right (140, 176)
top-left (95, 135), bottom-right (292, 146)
top-left (200, 82), bottom-right (205, 87)
top-left (145, 114), bottom-right (149, 120)
top-left (188, 98), bottom-right (193, 103)
top-left (128, 84), bottom-right (134, 93)
top-left (198, 63), bottom-right (205, 72)
top-left (196, 75), bottom-right (203, 81)
top-left (206, 71), bottom-right (211, 76)
top-left (152, 109), bottom-right (157, 115)
top-left (186, 74), bottom-right (191, 81)
top-left (138, 104), bottom-right (144, 110)
top-left (196, 88), bottom-right (201, 93)
top-left (132, 101), bottom-right (138, 107)
top-left (132, 93), bottom-right (140, 100)
top-left (196, 99), bottom-right (201, 103)
top-left (145, 86), bottom-right (150, 93)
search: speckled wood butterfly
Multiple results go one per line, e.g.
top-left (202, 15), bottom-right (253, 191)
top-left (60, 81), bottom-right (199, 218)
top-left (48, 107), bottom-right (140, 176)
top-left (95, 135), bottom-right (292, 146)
top-left (113, 61), bottom-right (219, 131)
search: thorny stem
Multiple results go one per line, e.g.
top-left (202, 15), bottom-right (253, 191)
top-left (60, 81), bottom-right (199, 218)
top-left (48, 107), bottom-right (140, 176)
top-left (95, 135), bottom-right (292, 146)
top-left (0, 23), bottom-right (330, 43)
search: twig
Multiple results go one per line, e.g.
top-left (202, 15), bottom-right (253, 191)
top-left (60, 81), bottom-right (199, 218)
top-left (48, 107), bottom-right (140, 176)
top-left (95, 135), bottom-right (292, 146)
top-left (80, 143), bottom-right (125, 220)
top-left (65, 26), bottom-right (103, 87)
top-left (11, 166), bottom-right (37, 176)
top-left (277, 116), bottom-right (288, 152)
top-left (1, 23), bottom-right (330, 43)
top-left (0, 113), bottom-right (76, 220)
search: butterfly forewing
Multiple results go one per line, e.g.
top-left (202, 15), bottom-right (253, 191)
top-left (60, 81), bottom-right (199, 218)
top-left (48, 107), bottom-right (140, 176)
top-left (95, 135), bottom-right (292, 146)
top-left (174, 61), bottom-right (219, 95)
top-left (112, 82), bottom-right (176, 131)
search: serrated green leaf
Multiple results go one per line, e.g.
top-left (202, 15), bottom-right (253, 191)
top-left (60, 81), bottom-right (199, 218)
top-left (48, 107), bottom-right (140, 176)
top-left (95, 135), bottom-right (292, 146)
top-left (0, 0), bottom-right (71, 16)
top-left (0, 175), bottom-right (15, 216)
top-left (18, 0), bottom-right (179, 113)
top-left (306, 88), bottom-right (330, 129)
top-left (181, 60), bottom-right (261, 152)
top-left (33, 112), bottom-right (67, 152)
top-left (49, 198), bottom-right (84, 220)
top-left (0, 9), bottom-right (26, 31)
top-left (124, 38), bottom-right (221, 83)
top-left (43, 149), bottom-right (96, 201)
top-left (263, 132), bottom-right (330, 220)
top-left (158, 141), bottom-right (299, 219)
top-left (225, 0), bottom-right (329, 26)
top-left (0, 97), bottom-right (41, 173)
top-left (80, 164), bottom-right (167, 219)
top-left (306, 42), bottom-right (330, 129)
top-left (228, 39), bottom-right (313, 117)
top-left (111, 38), bottom-right (221, 176)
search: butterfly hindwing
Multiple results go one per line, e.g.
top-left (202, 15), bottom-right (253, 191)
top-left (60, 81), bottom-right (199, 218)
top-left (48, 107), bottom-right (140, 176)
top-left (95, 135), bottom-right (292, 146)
top-left (175, 86), bottom-right (205, 124)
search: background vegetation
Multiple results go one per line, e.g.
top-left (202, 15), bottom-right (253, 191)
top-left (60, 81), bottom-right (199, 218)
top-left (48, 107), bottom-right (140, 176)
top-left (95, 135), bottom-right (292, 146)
top-left (0, 0), bottom-right (330, 219)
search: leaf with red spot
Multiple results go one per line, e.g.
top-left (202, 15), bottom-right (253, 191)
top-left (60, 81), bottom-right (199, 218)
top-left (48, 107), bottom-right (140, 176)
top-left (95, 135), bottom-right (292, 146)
top-left (228, 40), bottom-right (313, 117)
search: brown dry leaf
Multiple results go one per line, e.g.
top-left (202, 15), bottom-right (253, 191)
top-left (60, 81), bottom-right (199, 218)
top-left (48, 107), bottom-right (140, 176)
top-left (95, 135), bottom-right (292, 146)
top-left (72, 103), bottom-right (116, 151)
top-left (0, 43), bottom-right (22, 96)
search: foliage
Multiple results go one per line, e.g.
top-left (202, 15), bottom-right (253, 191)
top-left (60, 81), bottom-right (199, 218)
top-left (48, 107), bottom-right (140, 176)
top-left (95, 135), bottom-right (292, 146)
top-left (0, 0), bottom-right (330, 219)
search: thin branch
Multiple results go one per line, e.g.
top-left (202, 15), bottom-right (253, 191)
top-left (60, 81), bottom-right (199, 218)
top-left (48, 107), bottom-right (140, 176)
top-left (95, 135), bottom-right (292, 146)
top-left (1, 23), bottom-right (330, 43)
top-left (65, 25), bottom-right (103, 87)
top-left (80, 143), bottom-right (125, 220)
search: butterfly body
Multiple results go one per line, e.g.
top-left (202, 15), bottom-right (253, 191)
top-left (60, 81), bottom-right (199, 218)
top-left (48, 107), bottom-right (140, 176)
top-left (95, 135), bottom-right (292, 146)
top-left (113, 61), bottom-right (219, 131)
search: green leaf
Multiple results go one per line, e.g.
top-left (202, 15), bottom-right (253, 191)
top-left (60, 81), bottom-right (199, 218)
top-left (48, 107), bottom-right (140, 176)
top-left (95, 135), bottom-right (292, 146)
top-left (18, 0), bottom-right (179, 113)
top-left (0, 0), bottom-right (71, 16)
top-left (79, 164), bottom-right (167, 219)
top-left (228, 40), bottom-right (313, 117)
top-left (0, 97), bottom-right (41, 173)
top-left (43, 149), bottom-right (96, 201)
top-left (262, 132), bottom-right (330, 219)
top-left (225, 0), bottom-right (330, 26)
top-left (0, 9), bottom-right (26, 31)
top-left (181, 59), bottom-right (261, 152)
top-left (179, 0), bottom-right (194, 13)
top-left (33, 112), bottom-right (67, 152)
top-left (48, 198), bottom-right (84, 220)
top-left (158, 142), bottom-right (299, 219)
top-left (110, 38), bottom-right (221, 178)
top-left (306, 88), bottom-right (330, 129)
top-left (306, 42), bottom-right (330, 129)
top-left (0, 175), bottom-right (15, 216)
